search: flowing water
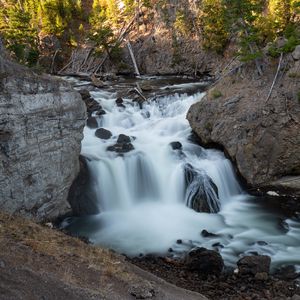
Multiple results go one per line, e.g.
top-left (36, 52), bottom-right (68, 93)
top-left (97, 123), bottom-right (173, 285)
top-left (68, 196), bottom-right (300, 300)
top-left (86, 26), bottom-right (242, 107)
top-left (62, 76), bottom-right (300, 271)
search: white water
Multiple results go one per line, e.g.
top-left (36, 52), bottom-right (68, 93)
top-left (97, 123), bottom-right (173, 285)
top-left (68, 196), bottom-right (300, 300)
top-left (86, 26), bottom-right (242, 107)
top-left (63, 78), bottom-right (300, 270)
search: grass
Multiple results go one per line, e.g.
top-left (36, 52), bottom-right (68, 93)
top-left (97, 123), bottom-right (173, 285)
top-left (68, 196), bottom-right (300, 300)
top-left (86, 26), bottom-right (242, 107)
top-left (209, 89), bottom-right (223, 99)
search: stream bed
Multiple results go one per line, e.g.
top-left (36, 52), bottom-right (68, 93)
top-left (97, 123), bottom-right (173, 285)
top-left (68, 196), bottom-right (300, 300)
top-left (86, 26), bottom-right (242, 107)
top-left (62, 75), bottom-right (300, 271)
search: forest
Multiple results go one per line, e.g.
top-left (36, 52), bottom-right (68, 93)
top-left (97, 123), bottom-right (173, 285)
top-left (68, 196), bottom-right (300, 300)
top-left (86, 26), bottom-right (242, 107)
top-left (0, 0), bottom-right (299, 66)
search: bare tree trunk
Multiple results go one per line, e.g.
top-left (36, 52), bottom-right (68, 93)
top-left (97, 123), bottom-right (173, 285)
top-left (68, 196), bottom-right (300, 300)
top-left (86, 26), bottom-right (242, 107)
top-left (127, 41), bottom-right (140, 76)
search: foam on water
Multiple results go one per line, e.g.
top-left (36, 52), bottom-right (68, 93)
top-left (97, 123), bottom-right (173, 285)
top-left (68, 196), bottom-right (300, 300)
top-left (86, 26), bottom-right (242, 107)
top-left (63, 78), bottom-right (300, 270)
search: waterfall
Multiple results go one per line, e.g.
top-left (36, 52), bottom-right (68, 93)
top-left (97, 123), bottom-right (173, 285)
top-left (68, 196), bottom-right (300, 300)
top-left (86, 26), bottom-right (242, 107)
top-left (62, 76), bottom-right (300, 270)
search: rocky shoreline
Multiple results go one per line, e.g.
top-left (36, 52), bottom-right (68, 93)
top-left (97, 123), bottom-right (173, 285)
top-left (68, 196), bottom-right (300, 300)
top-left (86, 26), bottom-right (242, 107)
top-left (129, 254), bottom-right (300, 300)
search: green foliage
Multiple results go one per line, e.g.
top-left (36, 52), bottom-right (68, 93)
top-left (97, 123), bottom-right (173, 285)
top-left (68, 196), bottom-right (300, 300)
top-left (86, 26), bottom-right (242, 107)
top-left (198, 0), bottom-right (229, 53)
top-left (0, 2), bottom-right (38, 65)
top-left (210, 89), bottom-right (223, 99)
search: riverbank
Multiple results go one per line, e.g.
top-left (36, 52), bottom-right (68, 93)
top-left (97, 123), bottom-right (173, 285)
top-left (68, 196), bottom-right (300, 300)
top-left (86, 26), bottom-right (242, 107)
top-left (129, 255), bottom-right (300, 300)
top-left (0, 211), bottom-right (206, 300)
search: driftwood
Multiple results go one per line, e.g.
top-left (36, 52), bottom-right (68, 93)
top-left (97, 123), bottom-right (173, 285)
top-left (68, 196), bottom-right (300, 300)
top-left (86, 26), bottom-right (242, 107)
top-left (266, 52), bottom-right (283, 103)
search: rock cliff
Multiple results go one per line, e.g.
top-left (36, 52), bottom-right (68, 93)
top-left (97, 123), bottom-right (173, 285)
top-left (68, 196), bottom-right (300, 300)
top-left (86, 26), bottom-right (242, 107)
top-left (0, 47), bottom-right (86, 221)
top-left (187, 54), bottom-right (300, 195)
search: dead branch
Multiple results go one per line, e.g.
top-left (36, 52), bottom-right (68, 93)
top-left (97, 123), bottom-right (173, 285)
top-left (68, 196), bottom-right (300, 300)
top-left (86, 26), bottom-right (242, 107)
top-left (265, 52), bottom-right (283, 103)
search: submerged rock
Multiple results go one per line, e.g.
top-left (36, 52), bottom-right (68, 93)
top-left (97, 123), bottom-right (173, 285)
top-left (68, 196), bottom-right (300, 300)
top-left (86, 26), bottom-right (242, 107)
top-left (0, 50), bottom-right (86, 221)
top-left (184, 247), bottom-right (224, 276)
top-left (184, 164), bottom-right (220, 213)
top-left (169, 141), bottom-right (182, 150)
top-left (201, 229), bottom-right (218, 238)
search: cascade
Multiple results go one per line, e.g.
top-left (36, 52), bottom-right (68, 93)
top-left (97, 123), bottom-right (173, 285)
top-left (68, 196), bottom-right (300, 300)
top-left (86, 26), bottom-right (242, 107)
top-left (63, 76), bottom-right (300, 270)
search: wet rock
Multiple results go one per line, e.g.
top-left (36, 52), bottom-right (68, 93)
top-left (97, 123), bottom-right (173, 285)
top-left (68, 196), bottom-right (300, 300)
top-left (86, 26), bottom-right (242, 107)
top-left (184, 163), bottom-right (220, 213)
top-left (117, 103), bottom-right (126, 109)
top-left (237, 255), bottom-right (271, 276)
top-left (212, 242), bottom-right (224, 248)
top-left (95, 109), bottom-right (106, 116)
top-left (95, 128), bottom-right (112, 140)
top-left (184, 247), bottom-right (224, 276)
top-left (67, 155), bottom-right (100, 216)
top-left (141, 111), bottom-right (151, 119)
top-left (86, 117), bottom-right (98, 129)
top-left (107, 134), bottom-right (134, 153)
top-left (107, 143), bottom-right (134, 153)
top-left (79, 89), bottom-right (101, 115)
top-left (201, 229), bottom-right (218, 238)
top-left (116, 97), bottom-right (124, 104)
top-left (256, 241), bottom-right (268, 246)
top-left (169, 141), bottom-right (182, 150)
top-left (117, 134), bottom-right (131, 144)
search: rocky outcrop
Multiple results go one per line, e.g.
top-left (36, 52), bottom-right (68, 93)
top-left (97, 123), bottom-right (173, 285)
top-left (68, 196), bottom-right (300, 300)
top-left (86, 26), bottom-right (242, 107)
top-left (187, 55), bottom-right (300, 195)
top-left (0, 49), bottom-right (86, 221)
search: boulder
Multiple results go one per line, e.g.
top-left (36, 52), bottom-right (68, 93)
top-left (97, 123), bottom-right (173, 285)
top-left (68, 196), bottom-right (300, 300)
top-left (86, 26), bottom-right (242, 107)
top-left (0, 50), bottom-right (86, 221)
top-left (187, 60), bottom-right (300, 194)
top-left (95, 128), bottom-right (112, 140)
top-left (237, 255), bottom-right (271, 276)
top-left (184, 164), bottom-right (220, 213)
top-left (184, 247), bottom-right (224, 276)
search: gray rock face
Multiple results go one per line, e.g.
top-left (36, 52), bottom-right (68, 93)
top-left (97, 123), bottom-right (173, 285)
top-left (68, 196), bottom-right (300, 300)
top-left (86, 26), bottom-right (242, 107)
top-left (187, 58), bottom-right (300, 192)
top-left (0, 51), bottom-right (86, 221)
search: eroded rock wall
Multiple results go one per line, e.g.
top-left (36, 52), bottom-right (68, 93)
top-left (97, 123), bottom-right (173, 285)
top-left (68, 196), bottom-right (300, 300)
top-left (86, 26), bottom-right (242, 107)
top-left (0, 49), bottom-right (86, 221)
top-left (187, 55), bottom-right (300, 194)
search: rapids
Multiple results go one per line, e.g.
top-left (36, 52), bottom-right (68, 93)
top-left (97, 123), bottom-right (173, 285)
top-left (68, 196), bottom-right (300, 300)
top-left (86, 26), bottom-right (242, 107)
top-left (62, 76), bottom-right (300, 271)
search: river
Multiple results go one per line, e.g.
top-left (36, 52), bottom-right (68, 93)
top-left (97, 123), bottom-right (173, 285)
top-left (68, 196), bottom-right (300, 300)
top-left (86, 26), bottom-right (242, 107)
top-left (61, 75), bottom-right (300, 271)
